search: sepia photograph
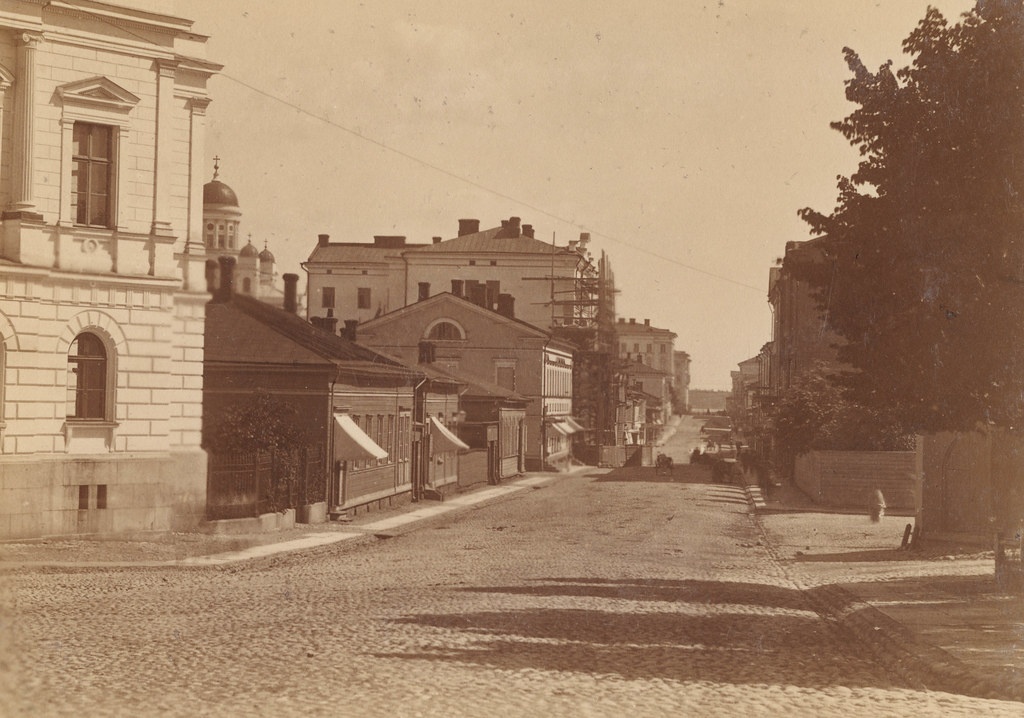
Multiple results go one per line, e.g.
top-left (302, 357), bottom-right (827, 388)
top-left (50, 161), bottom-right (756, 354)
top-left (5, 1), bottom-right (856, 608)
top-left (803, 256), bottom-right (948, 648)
top-left (0, 0), bottom-right (1022, 715)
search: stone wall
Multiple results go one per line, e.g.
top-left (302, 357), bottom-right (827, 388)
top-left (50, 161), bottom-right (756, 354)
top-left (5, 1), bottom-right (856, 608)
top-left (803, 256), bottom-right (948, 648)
top-left (795, 450), bottom-right (918, 510)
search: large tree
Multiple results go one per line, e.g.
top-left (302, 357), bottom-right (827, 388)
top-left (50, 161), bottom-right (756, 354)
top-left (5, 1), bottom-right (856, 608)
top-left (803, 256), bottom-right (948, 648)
top-left (798, 0), bottom-right (1024, 433)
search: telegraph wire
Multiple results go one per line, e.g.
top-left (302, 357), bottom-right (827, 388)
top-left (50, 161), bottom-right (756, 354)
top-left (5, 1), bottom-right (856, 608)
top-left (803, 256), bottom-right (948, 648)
top-left (75, 3), bottom-right (764, 294)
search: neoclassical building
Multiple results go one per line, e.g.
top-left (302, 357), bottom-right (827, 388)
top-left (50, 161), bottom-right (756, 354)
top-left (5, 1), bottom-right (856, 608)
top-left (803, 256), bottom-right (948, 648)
top-left (0, 1), bottom-right (220, 538)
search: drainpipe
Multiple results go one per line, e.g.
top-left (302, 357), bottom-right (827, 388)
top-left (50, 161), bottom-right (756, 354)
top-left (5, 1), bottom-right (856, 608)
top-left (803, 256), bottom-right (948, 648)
top-left (412, 376), bottom-right (428, 502)
top-left (328, 375), bottom-right (337, 511)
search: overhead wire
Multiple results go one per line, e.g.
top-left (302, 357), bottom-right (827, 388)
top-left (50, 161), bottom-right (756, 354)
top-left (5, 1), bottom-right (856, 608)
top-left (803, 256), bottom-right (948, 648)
top-left (71, 2), bottom-right (765, 294)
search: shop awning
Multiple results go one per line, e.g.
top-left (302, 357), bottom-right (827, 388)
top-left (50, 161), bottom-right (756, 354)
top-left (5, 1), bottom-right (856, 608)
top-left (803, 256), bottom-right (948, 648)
top-left (563, 416), bottom-right (586, 432)
top-left (429, 416), bottom-right (470, 452)
top-left (548, 421), bottom-right (570, 436)
top-left (333, 413), bottom-right (388, 461)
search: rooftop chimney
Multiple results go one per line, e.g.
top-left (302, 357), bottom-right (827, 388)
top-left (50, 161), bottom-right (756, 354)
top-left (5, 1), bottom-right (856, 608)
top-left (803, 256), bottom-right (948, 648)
top-left (432, 236), bottom-right (442, 244)
top-left (318, 233), bottom-right (330, 247)
top-left (283, 273), bottom-right (299, 314)
top-left (568, 240), bottom-right (578, 251)
top-left (342, 319), bottom-right (358, 341)
top-left (451, 279), bottom-right (464, 297)
top-left (644, 318), bottom-right (650, 327)
top-left (205, 259), bottom-right (219, 295)
top-left (508, 216), bottom-right (521, 236)
top-left (458, 218), bottom-right (479, 236)
top-left (217, 255), bottom-right (236, 302)
top-left (629, 317), bottom-right (636, 324)
top-left (579, 232), bottom-right (591, 246)
top-left (522, 224), bottom-right (534, 239)
top-left (373, 235), bottom-right (406, 248)
top-left (497, 293), bottom-right (515, 319)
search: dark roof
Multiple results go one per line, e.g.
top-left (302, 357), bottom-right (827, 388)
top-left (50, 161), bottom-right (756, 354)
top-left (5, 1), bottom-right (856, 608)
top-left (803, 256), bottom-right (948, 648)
top-left (239, 241), bottom-right (258, 258)
top-left (203, 179), bottom-right (238, 207)
top-left (258, 247), bottom-right (274, 262)
top-left (622, 359), bottom-right (670, 377)
top-left (360, 292), bottom-right (553, 340)
top-left (614, 321), bottom-right (678, 338)
top-left (206, 293), bottom-right (423, 383)
top-left (409, 225), bottom-right (569, 255)
top-left (426, 364), bottom-right (528, 402)
top-left (305, 244), bottom-right (425, 264)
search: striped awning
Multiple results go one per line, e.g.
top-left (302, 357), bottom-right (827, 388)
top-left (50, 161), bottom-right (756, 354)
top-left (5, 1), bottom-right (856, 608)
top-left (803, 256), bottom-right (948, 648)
top-left (333, 413), bottom-right (388, 461)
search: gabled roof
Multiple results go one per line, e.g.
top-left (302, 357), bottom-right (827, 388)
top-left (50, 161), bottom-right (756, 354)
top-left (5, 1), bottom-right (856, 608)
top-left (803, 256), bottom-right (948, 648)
top-left (407, 226), bottom-right (570, 255)
top-left (360, 292), bottom-right (552, 340)
top-left (622, 359), bottom-right (671, 377)
top-left (306, 244), bottom-right (424, 264)
top-left (426, 364), bottom-right (529, 403)
top-left (206, 294), bottom-right (423, 383)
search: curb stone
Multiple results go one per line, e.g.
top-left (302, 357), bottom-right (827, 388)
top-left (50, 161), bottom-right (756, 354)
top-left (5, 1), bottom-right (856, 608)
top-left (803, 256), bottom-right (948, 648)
top-left (740, 484), bottom-right (1024, 703)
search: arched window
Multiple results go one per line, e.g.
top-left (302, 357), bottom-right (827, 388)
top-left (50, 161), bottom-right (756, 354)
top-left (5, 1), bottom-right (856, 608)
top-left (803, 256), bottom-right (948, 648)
top-left (427, 322), bottom-right (462, 341)
top-left (242, 277), bottom-right (252, 294)
top-left (67, 333), bottom-right (107, 419)
top-left (205, 222), bottom-right (215, 248)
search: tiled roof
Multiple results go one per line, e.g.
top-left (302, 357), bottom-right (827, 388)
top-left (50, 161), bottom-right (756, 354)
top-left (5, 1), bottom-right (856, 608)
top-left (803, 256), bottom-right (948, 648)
top-left (622, 359), bottom-right (670, 377)
top-left (306, 245), bottom-right (421, 264)
top-left (409, 227), bottom-right (568, 255)
top-left (206, 294), bottom-right (423, 383)
top-left (426, 364), bottom-right (528, 402)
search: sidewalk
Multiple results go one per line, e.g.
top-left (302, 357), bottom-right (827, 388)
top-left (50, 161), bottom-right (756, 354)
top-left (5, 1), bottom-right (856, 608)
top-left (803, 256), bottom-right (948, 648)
top-left (0, 473), bottom-right (559, 569)
top-left (748, 476), bottom-right (1024, 703)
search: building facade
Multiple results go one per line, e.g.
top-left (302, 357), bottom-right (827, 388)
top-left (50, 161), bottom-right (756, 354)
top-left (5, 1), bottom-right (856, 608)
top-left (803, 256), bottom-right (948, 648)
top-left (615, 317), bottom-right (677, 376)
top-left (302, 217), bottom-right (598, 331)
top-left (357, 293), bottom-right (578, 471)
top-left (0, 1), bottom-right (219, 539)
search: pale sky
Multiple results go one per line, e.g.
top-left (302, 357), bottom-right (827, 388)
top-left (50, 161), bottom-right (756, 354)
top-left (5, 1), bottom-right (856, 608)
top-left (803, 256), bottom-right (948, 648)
top-left (176, 0), bottom-right (976, 390)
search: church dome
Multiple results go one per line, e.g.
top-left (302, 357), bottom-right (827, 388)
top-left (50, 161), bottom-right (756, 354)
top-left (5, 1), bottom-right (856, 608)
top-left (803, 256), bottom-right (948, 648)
top-left (203, 179), bottom-right (239, 207)
top-left (258, 247), bottom-right (275, 263)
top-left (239, 241), bottom-right (258, 258)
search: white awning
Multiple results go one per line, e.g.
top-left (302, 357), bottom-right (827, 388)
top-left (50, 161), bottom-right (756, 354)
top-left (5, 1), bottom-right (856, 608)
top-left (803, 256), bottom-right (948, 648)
top-left (548, 421), bottom-right (570, 437)
top-left (333, 413), bottom-right (388, 461)
top-left (429, 416), bottom-right (470, 452)
top-left (563, 416), bottom-right (585, 432)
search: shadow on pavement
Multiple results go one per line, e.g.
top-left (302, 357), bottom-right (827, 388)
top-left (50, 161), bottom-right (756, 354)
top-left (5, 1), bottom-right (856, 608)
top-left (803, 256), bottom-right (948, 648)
top-left (377, 581), bottom-right (903, 691)
top-left (590, 464), bottom-right (719, 485)
top-left (459, 577), bottom-right (811, 612)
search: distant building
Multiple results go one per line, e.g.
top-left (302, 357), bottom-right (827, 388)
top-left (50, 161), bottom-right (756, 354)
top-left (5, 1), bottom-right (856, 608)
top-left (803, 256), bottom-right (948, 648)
top-left (302, 218), bottom-right (600, 332)
top-left (357, 292), bottom-right (579, 471)
top-left (0, 1), bottom-right (219, 539)
top-left (201, 161), bottom-right (288, 308)
top-left (615, 317), bottom-right (677, 376)
top-left (766, 237), bottom-right (842, 397)
top-left (673, 350), bottom-right (691, 413)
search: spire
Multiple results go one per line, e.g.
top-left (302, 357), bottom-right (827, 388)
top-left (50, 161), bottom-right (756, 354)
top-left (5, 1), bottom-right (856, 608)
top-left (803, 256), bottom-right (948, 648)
top-left (212, 155), bottom-right (220, 180)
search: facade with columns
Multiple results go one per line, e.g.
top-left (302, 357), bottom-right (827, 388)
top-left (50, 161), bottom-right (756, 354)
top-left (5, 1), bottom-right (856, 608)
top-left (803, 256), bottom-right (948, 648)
top-left (0, 1), bottom-right (220, 539)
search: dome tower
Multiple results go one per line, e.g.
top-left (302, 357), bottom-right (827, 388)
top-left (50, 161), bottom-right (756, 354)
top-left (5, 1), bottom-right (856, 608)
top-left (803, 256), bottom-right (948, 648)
top-left (202, 157), bottom-right (242, 256)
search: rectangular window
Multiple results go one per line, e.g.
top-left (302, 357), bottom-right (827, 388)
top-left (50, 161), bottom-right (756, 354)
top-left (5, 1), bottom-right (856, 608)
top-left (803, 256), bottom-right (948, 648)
top-left (72, 123), bottom-right (114, 227)
top-left (78, 485), bottom-right (90, 510)
top-left (496, 366), bottom-right (515, 391)
top-left (322, 286), bottom-right (335, 308)
top-left (357, 287), bottom-right (371, 309)
top-left (96, 484), bottom-right (107, 510)
top-left (418, 282), bottom-right (430, 301)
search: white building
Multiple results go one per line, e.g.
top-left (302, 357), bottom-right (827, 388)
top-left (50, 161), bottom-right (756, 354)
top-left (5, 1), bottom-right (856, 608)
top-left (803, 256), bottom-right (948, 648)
top-left (0, 0), bottom-right (219, 538)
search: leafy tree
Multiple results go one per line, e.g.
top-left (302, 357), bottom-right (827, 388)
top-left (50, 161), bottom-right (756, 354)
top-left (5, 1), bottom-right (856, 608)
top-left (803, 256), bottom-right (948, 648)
top-left (798, 1), bottom-right (1024, 433)
top-left (772, 363), bottom-right (913, 473)
top-left (206, 392), bottom-right (304, 512)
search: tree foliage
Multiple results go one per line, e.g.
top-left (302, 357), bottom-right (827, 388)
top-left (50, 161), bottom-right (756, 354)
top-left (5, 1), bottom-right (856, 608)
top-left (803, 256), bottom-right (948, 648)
top-left (772, 363), bottom-right (913, 470)
top-left (798, 0), bottom-right (1024, 433)
top-left (206, 392), bottom-right (304, 512)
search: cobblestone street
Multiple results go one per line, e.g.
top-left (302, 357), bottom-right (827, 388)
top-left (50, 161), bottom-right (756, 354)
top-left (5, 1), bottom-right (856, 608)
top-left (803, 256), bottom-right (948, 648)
top-left (5, 441), bottom-right (1022, 717)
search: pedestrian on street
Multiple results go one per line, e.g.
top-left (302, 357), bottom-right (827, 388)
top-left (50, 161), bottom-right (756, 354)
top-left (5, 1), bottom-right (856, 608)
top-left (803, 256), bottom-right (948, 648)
top-left (870, 489), bottom-right (886, 523)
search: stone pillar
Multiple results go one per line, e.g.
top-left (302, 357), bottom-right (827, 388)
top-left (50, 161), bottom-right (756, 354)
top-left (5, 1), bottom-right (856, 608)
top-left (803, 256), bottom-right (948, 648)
top-left (178, 96), bottom-right (211, 291)
top-left (186, 96), bottom-right (211, 252)
top-left (6, 32), bottom-right (42, 219)
top-left (151, 60), bottom-right (178, 238)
